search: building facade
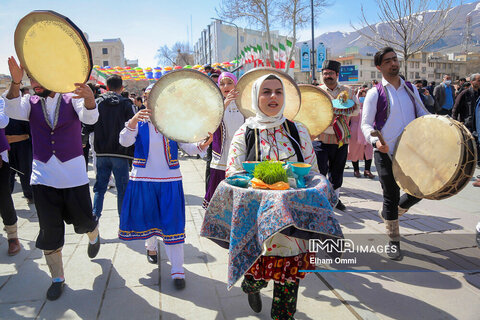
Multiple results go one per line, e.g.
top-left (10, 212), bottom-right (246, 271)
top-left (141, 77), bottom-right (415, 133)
top-left (89, 38), bottom-right (125, 68)
top-left (194, 20), bottom-right (294, 75)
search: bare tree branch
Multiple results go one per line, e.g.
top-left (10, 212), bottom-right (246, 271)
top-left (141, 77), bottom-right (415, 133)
top-left (351, 0), bottom-right (458, 78)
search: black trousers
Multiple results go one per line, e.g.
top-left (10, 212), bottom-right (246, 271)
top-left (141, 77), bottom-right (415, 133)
top-left (32, 183), bottom-right (98, 250)
top-left (0, 161), bottom-right (17, 226)
top-left (8, 140), bottom-right (33, 199)
top-left (374, 151), bottom-right (421, 220)
top-left (313, 141), bottom-right (348, 190)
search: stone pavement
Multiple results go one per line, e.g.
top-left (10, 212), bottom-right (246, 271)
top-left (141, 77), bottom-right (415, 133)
top-left (1, 156), bottom-right (479, 320)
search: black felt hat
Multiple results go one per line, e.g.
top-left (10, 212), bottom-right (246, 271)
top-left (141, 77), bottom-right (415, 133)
top-left (322, 60), bottom-right (341, 73)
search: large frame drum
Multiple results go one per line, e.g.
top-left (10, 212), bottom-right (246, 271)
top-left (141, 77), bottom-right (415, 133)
top-left (393, 115), bottom-right (477, 200)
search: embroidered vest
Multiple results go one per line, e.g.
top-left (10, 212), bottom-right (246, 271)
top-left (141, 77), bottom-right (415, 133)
top-left (244, 119), bottom-right (304, 162)
top-left (374, 81), bottom-right (417, 131)
top-left (0, 128), bottom-right (10, 154)
top-left (132, 121), bottom-right (180, 169)
top-left (29, 94), bottom-right (83, 163)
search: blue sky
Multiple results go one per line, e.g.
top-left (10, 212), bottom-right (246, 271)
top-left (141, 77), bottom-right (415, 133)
top-left (0, 0), bottom-right (466, 74)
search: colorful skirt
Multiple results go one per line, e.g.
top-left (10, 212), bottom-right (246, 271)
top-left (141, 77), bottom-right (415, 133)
top-left (245, 252), bottom-right (316, 284)
top-left (202, 167), bottom-right (225, 209)
top-left (119, 180), bottom-right (186, 245)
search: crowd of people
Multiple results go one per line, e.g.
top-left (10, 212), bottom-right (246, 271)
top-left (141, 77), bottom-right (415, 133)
top-left (1, 47), bottom-right (479, 319)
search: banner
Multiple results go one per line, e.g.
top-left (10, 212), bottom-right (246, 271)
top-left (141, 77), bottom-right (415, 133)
top-left (300, 42), bottom-right (310, 72)
top-left (339, 65), bottom-right (359, 82)
top-left (316, 42), bottom-right (326, 72)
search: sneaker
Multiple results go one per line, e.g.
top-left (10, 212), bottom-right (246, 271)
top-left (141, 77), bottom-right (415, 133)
top-left (476, 230), bottom-right (480, 248)
top-left (387, 241), bottom-right (403, 261)
top-left (247, 292), bottom-right (262, 313)
top-left (87, 233), bottom-right (101, 259)
top-left (335, 199), bottom-right (346, 211)
top-left (173, 278), bottom-right (186, 290)
top-left (7, 238), bottom-right (21, 256)
top-left (46, 281), bottom-right (65, 301)
top-left (473, 179), bottom-right (480, 187)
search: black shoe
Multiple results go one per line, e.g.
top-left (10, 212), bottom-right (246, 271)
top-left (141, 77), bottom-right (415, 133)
top-left (147, 250), bottom-right (158, 264)
top-left (476, 230), bottom-right (480, 248)
top-left (387, 241), bottom-right (403, 261)
top-left (87, 234), bottom-right (101, 259)
top-left (247, 292), bottom-right (262, 313)
top-left (46, 281), bottom-right (65, 301)
top-left (173, 278), bottom-right (185, 290)
top-left (335, 199), bottom-right (346, 211)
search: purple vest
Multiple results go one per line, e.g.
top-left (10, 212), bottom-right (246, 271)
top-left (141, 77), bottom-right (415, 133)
top-left (0, 128), bottom-right (10, 154)
top-left (29, 94), bottom-right (83, 163)
top-left (374, 81), bottom-right (417, 131)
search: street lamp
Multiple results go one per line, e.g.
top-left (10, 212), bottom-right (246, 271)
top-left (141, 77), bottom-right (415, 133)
top-left (211, 18), bottom-right (239, 77)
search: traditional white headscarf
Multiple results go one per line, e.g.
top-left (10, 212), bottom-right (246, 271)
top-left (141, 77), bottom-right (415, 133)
top-left (244, 74), bottom-right (286, 129)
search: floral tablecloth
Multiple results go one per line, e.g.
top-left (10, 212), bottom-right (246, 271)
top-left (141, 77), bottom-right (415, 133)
top-left (200, 174), bottom-right (344, 288)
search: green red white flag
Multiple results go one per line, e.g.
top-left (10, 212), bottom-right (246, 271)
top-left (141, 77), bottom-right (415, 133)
top-left (286, 39), bottom-right (295, 68)
top-left (272, 44), bottom-right (279, 69)
top-left (279, 43), bottom-right (287, 69)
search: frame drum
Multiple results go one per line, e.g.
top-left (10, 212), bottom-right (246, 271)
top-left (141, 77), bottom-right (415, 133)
top-left (148, 69), bottom-right (224, 143)
top-left (14, 10), bottom-right (92, 93)
top-left (294, 85), bottom-right (334, 136)
top-left (235, 68), bottom-right (301, 120)
top-left (393, 115), bottom-right (477, 200)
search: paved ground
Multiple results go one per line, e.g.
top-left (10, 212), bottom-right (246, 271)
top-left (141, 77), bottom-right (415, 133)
top-left (1, 156), bottom-right (479, 320)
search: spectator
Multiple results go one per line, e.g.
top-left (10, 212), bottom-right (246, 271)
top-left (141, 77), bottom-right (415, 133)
top-left (84, 75), bottom-right (135, 219)
top-left (134, 96), bottom-right (145, 112)
top-left (433, 74), bottom-right (455, 115)
top-left (414, 80), bottom-right (435, 113)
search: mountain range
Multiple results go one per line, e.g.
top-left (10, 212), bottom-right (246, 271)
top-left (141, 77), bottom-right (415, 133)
top-left (299, 1), bottom-right (480, 56)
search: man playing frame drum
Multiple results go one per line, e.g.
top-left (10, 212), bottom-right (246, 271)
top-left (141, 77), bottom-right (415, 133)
top-left (361, 47), bottom-right (429, 260)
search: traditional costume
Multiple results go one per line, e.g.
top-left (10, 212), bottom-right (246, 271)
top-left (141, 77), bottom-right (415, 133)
top-left (224, 75), bottom-right (325, 320)
top-left (347, 93), bottom-right (374, 178)
top-left (0, 98), bottom-right (20, 256)
top-left (3, 90), bottom-right (100, 299)
top-left (315, 60), bottom-right (359, 211)
top-left (203, 72), bottom-right (244, 208)
top-left (361, 76), bottom-right (429, 259)
top-left (118, 119), bottom-right (205, 286)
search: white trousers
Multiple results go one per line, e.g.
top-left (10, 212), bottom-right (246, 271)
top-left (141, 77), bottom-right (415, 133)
top-left (145, 237), bottom-right (185, 279)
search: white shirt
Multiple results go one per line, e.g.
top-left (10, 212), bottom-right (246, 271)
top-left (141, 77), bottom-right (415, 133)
top-left (361, 78), bottom-right (429, 155)
top-left (119, 121), bottom-right (205, 182)
top-left (0, 97), bottom-right (9, 163)
top-left (2, 91), bottom-right (99, 188)
top-left (210, 101), bottom-right (244, 170)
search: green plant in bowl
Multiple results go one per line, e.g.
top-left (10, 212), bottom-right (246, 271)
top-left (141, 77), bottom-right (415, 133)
top-left (242, 161), bottom-right (261, 174)
top-left (253, 161), bottom-right (288, 184)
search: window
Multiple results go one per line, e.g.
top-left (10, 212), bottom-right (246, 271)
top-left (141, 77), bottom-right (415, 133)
top-left (410, 72), bottom-right (415, 79)
top-left (415, 72), bottom-right (420, 79)
top-left (371, 71), bottom-right (376, 79)
top-left (103, 60), bottom-right (109, 67)
top-left (377, 72), bottom-right (382, 78)
top-left (410, 62), bottom-right (415, 68)
top-left (360, 71), bottom-right (363, 78)
top-left (415, 62), bottom-right (419, 69)
top-left (102, 48), bottom-right (108, 55)
top-left (422, 67), bottom-right (426, 73)
top-left (371, 60), bottom-right (375, 67)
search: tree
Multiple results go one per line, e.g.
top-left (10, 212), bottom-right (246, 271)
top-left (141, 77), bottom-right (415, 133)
top-left (217, 0), bottom-right (328, 72)
top-left (156, 42), bottom-right (193, 67)
top-left (276, 0), bottom-right (328, 72)
top-left (352, 0), bottom-right (457, 78)
top-left (217, 0), bottom-right (277, 67)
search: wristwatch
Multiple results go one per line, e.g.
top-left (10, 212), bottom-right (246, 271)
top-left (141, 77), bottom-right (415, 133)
top-left (372, 139), bottom-right (379, 148)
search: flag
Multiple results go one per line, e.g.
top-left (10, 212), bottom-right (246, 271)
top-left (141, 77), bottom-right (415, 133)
top-left (286, 39), bottom-right (295, 68)
top-left (272, 45), bottom-right (279, 69)
top-left (279, 43), bottom-right (287, 69)
top-left (265, 42), bottom-right (272, 67)
top-left (257, 44), bottom-right (264, 66)
top-left (253, 46), bottom-right (258, 67)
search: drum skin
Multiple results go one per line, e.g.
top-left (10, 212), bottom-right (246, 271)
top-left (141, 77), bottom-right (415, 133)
top-left (14, 11), bottom-right (92, 93)
top-left (294, 85), bottom-right (334, 136)
top-left (235, 68), bottom-right (300, 120)
top-left (148, 69), bottom-right (224, 143)
top-left (393, 115), bottom-right (477, 200)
